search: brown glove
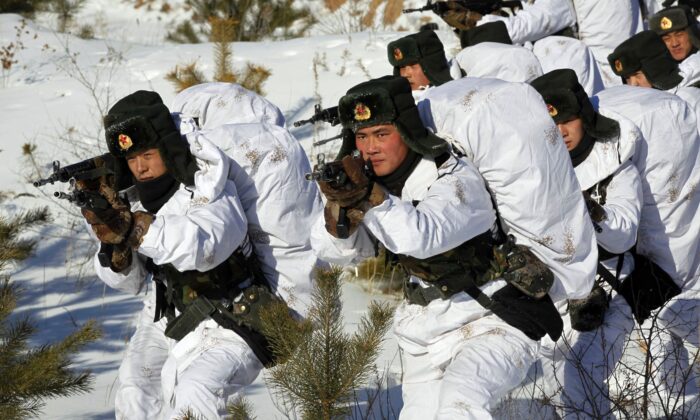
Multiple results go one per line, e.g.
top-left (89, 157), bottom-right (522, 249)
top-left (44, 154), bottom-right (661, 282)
top-left (433, 1), bottom-right (483, 31)
top-left (106, 211), bottom-right (153, 272)
top-left (110, 243), bottom-right (133, 272)
top-left (323, 184), bottom-right (386, 239)
top-left (318, 154), bottom-right (372, 208)
top-left (324, 201), bottom-right (363, 238)
top-left (440, 8), bottom-right (483, 31)
top-left (78, 176), bottom-right (133, 244)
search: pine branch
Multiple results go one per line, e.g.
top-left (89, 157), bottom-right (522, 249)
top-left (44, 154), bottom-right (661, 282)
top-left (263, 267), bottom-right (394, 419)
top-left (0, 316), bottom-right (36, 366)
top-left (0, 277), bottom-right (18, 322)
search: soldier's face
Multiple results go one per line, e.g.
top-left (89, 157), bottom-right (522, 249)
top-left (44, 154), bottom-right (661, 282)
top-left (399, 63), bottom-right (431, 91)
top-left (355, 124), bottom-right (409, 176)
top-left (126, 148), bottom-right (168, 181)
top-left (662, 30), bottom-right (693, 61)
top-left (625, 71), bottom-right (653, 88)
top-left (556, 117), bottom-right (585, 151)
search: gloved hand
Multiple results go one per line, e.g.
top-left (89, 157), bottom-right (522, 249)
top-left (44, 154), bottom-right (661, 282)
top-left (568, 285), bottom-right (609, 332)
top-left (78, 177), bottom-right (133, 244)
top-left (317, 154), bottom-right (372, 208)
top-left (324, 201), bottom-right (364, 239)
top-left (436, 1), bottom-right (482, 31)
top-left (110, 243), bottom-right (133, 272)
top-left (583, 191), bottom-right (607, 223)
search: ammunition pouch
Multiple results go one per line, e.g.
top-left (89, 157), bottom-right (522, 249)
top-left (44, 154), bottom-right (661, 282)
top-left (568, 285), bottom-right (609, 332)
top-left (618, 252), bottom-right (681, 323)
top-left (152, 243), bottom-right (293, 367)
top-left (489, 283), bottom-right (563, 341)
top-left (499, 243), bottom-right (554, 299)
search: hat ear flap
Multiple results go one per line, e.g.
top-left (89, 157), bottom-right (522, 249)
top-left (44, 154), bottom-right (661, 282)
top-left (158, 132), bottom-right (197, 186)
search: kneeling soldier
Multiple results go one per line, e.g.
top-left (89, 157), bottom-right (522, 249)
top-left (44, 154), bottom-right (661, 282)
top-left (531, 69), bottom-right (644, 419)
top-left (85, 91), bottom-right (309, 419)
top-left (311, 76), bottom-right (563, 420)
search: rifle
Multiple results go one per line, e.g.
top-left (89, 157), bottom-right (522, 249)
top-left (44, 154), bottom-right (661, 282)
top-left (403, 0), bottom-right (523, 17)
top-left (293, 105), bottom-right (340, 127)
top-left (305, 152), bottom-right (372, 239)
top-left (295, 104), bottom-right (344, 148)
top-left (32, 154), bottom-right (123, 267)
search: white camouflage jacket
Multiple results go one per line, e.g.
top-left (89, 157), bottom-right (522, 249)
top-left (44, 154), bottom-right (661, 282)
top-left (94, 134), bottom-right (248, 296)
top-left (417, 77), bottom-right (598, 302)
top-left (455, 42), bottom-right (543, 83)
top-left (171, 83), bottom-right (323, 315)
top-left (311, 154), bottom-right (506, 360)
top-left (574, 109), bottom-right (643, 276)
top-left (533, 35), bottom-right (605, 96)
top-left (596, 86), bottom-right (700, 290)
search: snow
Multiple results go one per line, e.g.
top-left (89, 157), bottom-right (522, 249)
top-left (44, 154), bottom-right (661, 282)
top-left (5, 3), bottom-right (696, 419)
top-left (0, 3), bottom-right (447, 418)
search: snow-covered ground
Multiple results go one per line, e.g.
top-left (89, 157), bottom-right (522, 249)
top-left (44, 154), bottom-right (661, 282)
top-left (0, 2), bottom-right (447, 418)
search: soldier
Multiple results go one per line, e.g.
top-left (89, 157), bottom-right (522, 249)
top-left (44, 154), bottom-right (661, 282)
top-left (171, 82), bottom-right (323, 315)
top-left (608, 30), bottom-right (700, 126)
top-left (311, 76), bottom-right (565, 419)
top-left (649, 5), bottom-right (700, 62)
top-left (386, 30), bottom-right (454, 99)
top-left (594, 82), bottom-right (700, 412)
top-left (415, 77), bottom-right (597, 309)
top-left (457, 20), bottom-right (603, 93)
top-left (474, 0), bottom-right (646, 86)
top-left (85, 90), bottom-right (319, 418)
top-left (531, 69), bottom-right (643, 418)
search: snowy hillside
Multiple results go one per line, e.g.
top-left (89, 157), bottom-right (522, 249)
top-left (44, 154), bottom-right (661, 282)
top-left (0, 2), bottom-right (457, 418)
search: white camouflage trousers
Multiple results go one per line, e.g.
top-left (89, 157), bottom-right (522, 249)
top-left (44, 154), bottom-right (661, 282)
top-left (115, 294), bottom-right (263, 420)
top-left (399, 315), bottom-right (539, 420)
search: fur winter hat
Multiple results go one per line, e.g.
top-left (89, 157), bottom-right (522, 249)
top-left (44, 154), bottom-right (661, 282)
top-left (104, 90), bottom-right (197, 188)
top-left (459, 21), bottom-right (513, 48)
top-left (530, 69), bottom-right (620, 140)
top-left (650, 6), bottom-right (700, 50)
top-left (336, 75), bottom-right (449, 159)
top-left (387, 30), bottom-right (453, 87)
top-left (607, 30), bottom-right (683, 90)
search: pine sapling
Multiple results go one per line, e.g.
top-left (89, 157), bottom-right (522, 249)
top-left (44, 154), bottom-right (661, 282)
top-left (261, 266), bottom-right (394, 420)
top-left (0, 208), bottom-right (101, 419)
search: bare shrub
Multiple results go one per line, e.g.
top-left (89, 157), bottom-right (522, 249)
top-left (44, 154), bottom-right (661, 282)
top-left (317, 0), bottom-right (406, 34)
top-left (1, 20), bottom-right (30, 88)
top-left (167, 0), bottom-right (314, 43)
top-left (166, 18), bottom-right (272, 95)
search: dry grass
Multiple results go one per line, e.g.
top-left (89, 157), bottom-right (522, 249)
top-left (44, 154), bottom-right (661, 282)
top-left (324, 0), bottom-right (348, 12)
top-left (383, 0), bottom-right (403, 25)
